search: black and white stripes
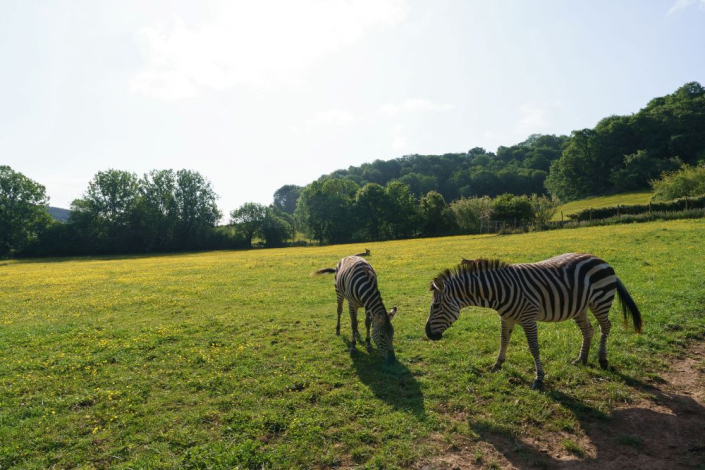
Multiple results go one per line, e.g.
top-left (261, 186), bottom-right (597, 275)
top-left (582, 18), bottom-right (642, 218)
top-left (315, 256), bottom-right (398, 362)
top-left (425, 253), bottom-right (642, 389)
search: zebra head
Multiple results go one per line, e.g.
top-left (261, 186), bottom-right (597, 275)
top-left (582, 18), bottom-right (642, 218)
top-left (425, 278), bottom-right (461, 341)
top-left (371, 307), bottom-right (398, 363)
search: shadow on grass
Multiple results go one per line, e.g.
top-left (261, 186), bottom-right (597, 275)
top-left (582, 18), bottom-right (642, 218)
top-left (343, 337), bottom-right (426, 419)
top-left (465, 367), bottom-right (705, 469)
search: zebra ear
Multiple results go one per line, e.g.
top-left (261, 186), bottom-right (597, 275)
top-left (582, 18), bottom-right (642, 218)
top-left (430, 279), bottom-right (445, 293)
top-left (388, 307), bottom-right (398, 320)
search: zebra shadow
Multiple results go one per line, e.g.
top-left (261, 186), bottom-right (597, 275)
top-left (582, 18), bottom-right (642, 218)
top-left (343, 338), bottom-right (426, 419)
top-left (466, 374), bottom-right (705, 469)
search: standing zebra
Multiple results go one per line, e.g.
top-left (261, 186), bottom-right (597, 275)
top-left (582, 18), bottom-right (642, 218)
top-left (425, 253), bottom-right (642, 389)
top-left (314, 256), bottom-right (398, 363)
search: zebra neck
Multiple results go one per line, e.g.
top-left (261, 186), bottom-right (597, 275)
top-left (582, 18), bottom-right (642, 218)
top-left (365, 293), bottom-right (387, 316)
top-left (456, 271), bottom-right (503, 310)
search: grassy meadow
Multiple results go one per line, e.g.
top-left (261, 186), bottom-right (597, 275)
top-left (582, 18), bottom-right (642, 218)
top-left (1, 219), bottom-right (704, 468)
top-left (552, 191), bottom-right (653, 221)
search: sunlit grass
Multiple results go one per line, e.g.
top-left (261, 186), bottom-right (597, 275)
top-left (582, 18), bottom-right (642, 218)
top-left (1, 219), bottom-right (704, 468)
top-left (552, 191), bottom-right (653, 221)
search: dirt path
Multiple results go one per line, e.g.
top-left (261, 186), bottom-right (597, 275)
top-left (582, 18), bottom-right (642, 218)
top-left (420, 341), bottom-right (705, 469)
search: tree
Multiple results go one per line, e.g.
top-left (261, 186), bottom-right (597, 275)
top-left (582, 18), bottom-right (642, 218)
top-left (173, 170), bottom-right (222, 249)
top-left (490, 194), bottom-right (534, 227)
top-left (354, 183), bottom-right (391, 240)
top-left (385, 181), bottom-right (418, 239)
top-left (69, 169), bottom-right (141, 252)
top-left (419, 191), bottom-right (455, 236)
top-left (0, 166), bottom-right (53, 257)
top-left (261, 208), bottom-right (294, 247)
top-left (530, 194), bottom-right (559, 227)
top-left (140, 169), bottom-right (178, 250)
top-left (272, 184), bottom-right (303, 215)
top-left (295, 178), bottom-right (359, 244)
top-left (230, 202), bottom-right (268, 248)
top-left (449, 196), bottom-right (492, 232)
top-left (651, 163), bottom-right (705, 201)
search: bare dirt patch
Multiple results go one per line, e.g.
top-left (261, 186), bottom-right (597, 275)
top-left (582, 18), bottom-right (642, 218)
top-left (418, 341), bottom-right (705, 469)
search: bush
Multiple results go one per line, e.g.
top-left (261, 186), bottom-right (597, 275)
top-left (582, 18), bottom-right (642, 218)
top-left (651, 164), bottom-right (705, 202)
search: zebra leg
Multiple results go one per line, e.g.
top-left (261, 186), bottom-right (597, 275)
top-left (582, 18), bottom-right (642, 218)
top-left (336, 289), bottom-right (343, 336)
top-left (592, 306), bottom-right (612, 370)
top-left (572, 311), bottom-right (594, 365)
top-left (364, 311), bottom-right (373, 352)
top-left (491, 317), bottom-right (515, 372)
top-left (348, 304), bottom-right (359, 355)
top-left (520, 318), bottom-right (545, 390)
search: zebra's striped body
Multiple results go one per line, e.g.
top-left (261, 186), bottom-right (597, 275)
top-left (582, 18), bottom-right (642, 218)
top-left (315, 256), bottom-right (397, 362)
top-left (426, 253), bottom-right (642, 389)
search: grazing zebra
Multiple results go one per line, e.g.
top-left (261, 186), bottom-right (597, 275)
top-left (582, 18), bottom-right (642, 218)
top-left (314, 255), bottom-right (398, 363)
top-left (425, 253), bottom-right (642, 389)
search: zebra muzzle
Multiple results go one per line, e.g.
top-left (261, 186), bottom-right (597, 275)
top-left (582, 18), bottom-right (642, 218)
top-left (425, 322), bottom-right (442, 341)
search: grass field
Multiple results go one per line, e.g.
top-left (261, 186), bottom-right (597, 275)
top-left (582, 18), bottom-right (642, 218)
top-left (552, 192), bottom-right (653, 221)
top-left (1, 219), bottom-right (704, 468)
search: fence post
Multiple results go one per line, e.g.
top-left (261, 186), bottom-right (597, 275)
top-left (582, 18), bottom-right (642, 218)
top-left (589, 209), bottom-right (592, 222)
top-left (649, 202), bottom-right (652, 215)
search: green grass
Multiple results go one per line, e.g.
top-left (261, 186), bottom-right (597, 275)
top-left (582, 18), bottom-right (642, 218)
top-left (552, 191), bottom-right (653, 221)
top-left (1, 220), bottom-right (704, 468)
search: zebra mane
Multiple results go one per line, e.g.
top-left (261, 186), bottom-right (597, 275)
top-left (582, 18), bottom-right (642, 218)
top-left (435, 259), bottom-right (509, 284)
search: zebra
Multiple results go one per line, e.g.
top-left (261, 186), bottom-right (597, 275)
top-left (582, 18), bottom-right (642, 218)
top-left (425, 253), bottom-right (642, 389)
top-left (354, 248), bottom-right (371, 257)
top-left (314, 255), bottom-right (398, 363)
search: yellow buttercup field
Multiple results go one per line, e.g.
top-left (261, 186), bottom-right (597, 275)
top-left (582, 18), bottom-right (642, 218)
top-left (1, 219), bottom-right (704, 468)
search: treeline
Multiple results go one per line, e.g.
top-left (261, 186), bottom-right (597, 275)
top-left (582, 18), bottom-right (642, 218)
top-left (3, 82), bottom-right (704, 257)
top-left (1, 167), bottom-right (247, 258)
top-left (278, 81), bottom-right (705, 206)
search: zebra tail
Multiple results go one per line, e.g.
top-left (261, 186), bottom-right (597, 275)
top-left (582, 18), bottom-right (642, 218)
top-left (616, 277), bottom-right (643, 333)
top-left (311, 267), bottom-right (336, 277)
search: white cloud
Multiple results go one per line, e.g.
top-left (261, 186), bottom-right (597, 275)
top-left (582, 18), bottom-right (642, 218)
top-left (131, 0), bottom-right (407, 99)
top-left (391, 125), bottom-right (407, 150)
top-left (667, 0), bottom-right (705, 14)
top-left (378, 98), bottom-right (454, 116)
top-left (516, 103), bottom-right (549, 135)
top-left (129, 69), bottom-right (198, 101)
top-left (291, 109), bottom-right (357, 133)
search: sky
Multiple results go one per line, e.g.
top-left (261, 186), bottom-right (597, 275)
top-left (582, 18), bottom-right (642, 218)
top-left (1, 0), bottom-right (704, 215)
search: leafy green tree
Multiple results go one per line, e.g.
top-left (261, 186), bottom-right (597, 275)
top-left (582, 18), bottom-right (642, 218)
top-left (140, 169), bottom-right (178, 250)
top-left (449, 196), bottom-right (492, 232)
top-left (173, 170), bottom-right (221, 249)
top-left (230, 202), bottom-right (268, 248)
top-left (354, 183), bottom-right (391, 240)
top-left (530, 194), bottom-right (559, 227)
top-left (419, 191), bottom-right (455, 236)
top-left (70, 169), bottom-right (141, 252)
top-left (610, 150), bottom-right (681, 190)
top-left (385, 181), bottom-right (418, 239)
top-left (295, 178), bottom-right (359, 244)
top-left (490, 194), bottom-right (533, 227)
top-left (273, 184), bottom-right (303, 215)
top-left (0, 166), bottom-right (53, 257)
top-left (261, 208), bottom-right (294, 247)
top-left (651, 164), bottom-right (705, 201)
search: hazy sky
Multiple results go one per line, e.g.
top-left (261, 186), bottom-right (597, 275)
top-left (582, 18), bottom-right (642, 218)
top-left (2, 0), bottom-right (704, 214)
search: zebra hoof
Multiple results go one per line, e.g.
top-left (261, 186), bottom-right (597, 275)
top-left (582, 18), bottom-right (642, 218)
top-left (531, 379), bottom-right (544, 390)
top-left (599, 358), bottom-right (609, 370)
top-left (490, 363), bottom-right (502, 372)
top-left (572, 358), bottom-right (587, 366)
top-left (336, 330), bottom-right (340, 336)
top-left (365, 343), bottom-right (374, 353)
